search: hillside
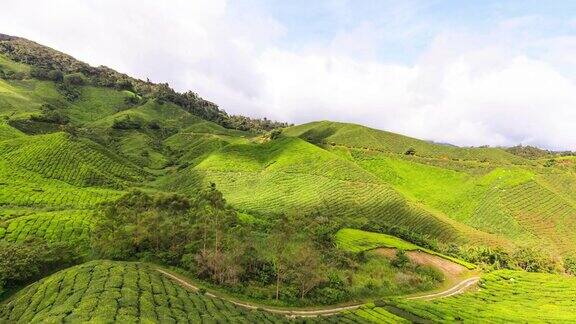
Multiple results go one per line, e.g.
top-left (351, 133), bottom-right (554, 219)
top-left (0, 260), bottom-right (403, 323)
top-left (0, 35), bottom-right (575, 322)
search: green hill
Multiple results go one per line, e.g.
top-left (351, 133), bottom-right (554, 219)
top-left (0, 260), bottom-right (400, 323)
top-left (390, 270), bottom-right (576, 322)
top-left (0, 260), bottom-right (290, 323)
top-left (0, 34), bottom-right (575, 322)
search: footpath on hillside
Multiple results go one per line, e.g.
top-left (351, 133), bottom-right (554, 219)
top-left (156, 258), bottom-right (480, 318)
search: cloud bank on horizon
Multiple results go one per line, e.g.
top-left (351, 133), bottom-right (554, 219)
top-left (1, 0), bottom-right (575, 150)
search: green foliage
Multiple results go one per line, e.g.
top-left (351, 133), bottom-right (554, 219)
top-left (63, 72), bottom-right (87, 86)
top-left (404, 147), bottom-right (416, 156)
top-left (391, 249), bottom-right (410, 268)
top-left (30, 67), bottom-right (63, 82)
top-left (0, 238), bottom-right (80, 295)
top-left (564, 256), bottom-right (576, 275)
top-left (269, 128), bottom-right (282, 140)
top-left (91, 190), bottom-right (194, 261)
top-left (29, 103), bottom-right (69, 124)
top-left (112, 115), bottom-right (143, 130)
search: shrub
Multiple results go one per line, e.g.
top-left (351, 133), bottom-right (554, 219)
top-left (405, 147), bottom-right (416, 156)
top-left (0, 238), bottom-right (81, 293)
top-left (269, 129), bottom-right (282, 140)
top-left (544, 159), bottom-right (556, 167)
top-left (115, 79), bottom-right (134, 91)
top-left (391, 249), bottom-right (410, 268)
top-left (112, 116), bottom-right (143, 130)
top-left (564, 256), bottom-right (576, 275)
top-left (64, 72), bottom-right (87, 86)
top-left (30, 104), bottom-right (69, 124)
top-left (57, 82), bottom-right (81, 101)
top-left (30, 67), bottom-right (63, 82)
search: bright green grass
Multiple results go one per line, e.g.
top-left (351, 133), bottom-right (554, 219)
top-left (0, 122), bottom-right (25, 141)
top-left (114, 130), bottom-right (169, 169)
top-left (0, 79), bottom-right (63, 119)
top-left (0, 260), bottom-right (291, 323)
top-left (350, 150), bottom-right (555, 247)
top-left (0, 132), bottom-right (146, 188)
top-left (342, 303), bottom-right (409, 323)
top-left (91, 100), bottom-right (200, 130)
top-left (391, 270), bottom-right (576, 322)
top-left (336, 228), bottom-right (475, 269)
top-left (0, 54), bottom-right (30, 74)
top-left (67, 87), bottom-right (134, 124)
top-left (499, 180), bottom-right (576, 254)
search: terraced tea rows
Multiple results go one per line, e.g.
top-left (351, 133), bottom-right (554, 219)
top-left (0, 160), bottom-right (122, 208)
top-left (0, 132), bottom-right (146, 188)
top-left (0, 260), bottom-right (394, 323)
top-left (0, 210), bottom-right (92, 247)
top-left (391, 270), bottom-right (576, 322)
top-left (500, 180), bottom-right (576, 253)
top-left (160, 137), bottom-right (465, 243)
top-left (193, 170), bottom-right (462, 242)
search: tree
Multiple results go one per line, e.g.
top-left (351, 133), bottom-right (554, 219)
top-left (91, 190), bottom-right (195, 262)
top-left (190, 183), bottom-right (240, 283)
top-left (290, 242), bottom-right (326, 299)
top-left (405, 147), bottom-right (416, 156)
top-left (0, 238), bottom-right (80, 293)
top-left (267, 214), bottom-right (295, 300)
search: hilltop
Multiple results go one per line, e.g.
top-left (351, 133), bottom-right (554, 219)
top-left (0, 35), bottom-right (575, 322)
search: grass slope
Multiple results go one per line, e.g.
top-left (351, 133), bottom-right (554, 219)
top-left (391, 270), bottom-right (576, 322)
top-left (159, 136), bottom-right (464, 243)
top-left (284, 121), bottom-right (526, 163)
top-left (0, 132), bottom-right (146, 188)
top-left (336, 228), bottom-right (475, 269)
top-left (0, 260), bottom-right (290, 323)
top-left (0, 210), bottom-right (93, 252)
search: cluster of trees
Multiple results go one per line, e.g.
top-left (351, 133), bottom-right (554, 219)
top-left (449, 245), bottom-right (564, 273)
top-left (0, 238), bottom-right (81, 296)
top-left (507, 145), bottom-right (575, 159)
top-left (30, 103), bottom-right (69, 125)
top-left (91, 187), bottom-right (348, 304)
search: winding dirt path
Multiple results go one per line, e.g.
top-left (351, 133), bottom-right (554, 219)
top-left (406, 276), bottom-right (480, 301)
top-left (156, 267), bottom-right (480, 317)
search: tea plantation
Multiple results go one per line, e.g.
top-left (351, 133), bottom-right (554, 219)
top-left (0, 260), bottom-right (403, 323)
top-left (390, 270), bottom-right (576, 322)
top-left (1, 35), bottom-right (575, 322)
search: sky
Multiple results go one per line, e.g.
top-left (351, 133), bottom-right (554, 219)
top-left (1, 0), bottom-right (576, 150)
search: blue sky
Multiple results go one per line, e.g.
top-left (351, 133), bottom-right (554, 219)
top-left (257, 0), bottom-right (576, 62)
top-left (1, 0), bottom-right (575, 149)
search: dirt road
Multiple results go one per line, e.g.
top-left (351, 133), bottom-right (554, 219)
top-left (156, 268), bottom-right (480, 317)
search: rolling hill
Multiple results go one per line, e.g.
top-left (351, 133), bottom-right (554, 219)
top-left (0, 34), bottom-right (575, 322)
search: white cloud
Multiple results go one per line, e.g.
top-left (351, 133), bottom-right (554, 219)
top-left (0, 1), bottom-right (575, 150)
